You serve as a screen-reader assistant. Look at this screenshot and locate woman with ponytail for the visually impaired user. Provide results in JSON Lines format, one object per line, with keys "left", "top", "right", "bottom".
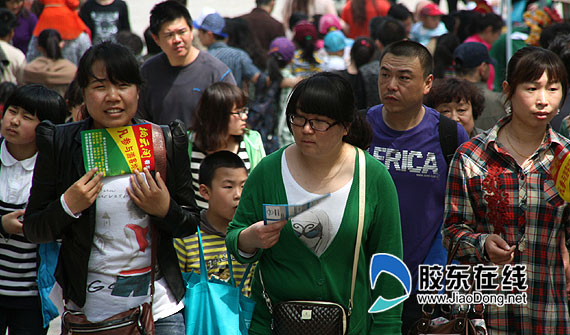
{"left": 289, "top": 20, "right": 323, "bottom": 77}
{"left": 23, "top": 28, "right": 76, "bottom": 95}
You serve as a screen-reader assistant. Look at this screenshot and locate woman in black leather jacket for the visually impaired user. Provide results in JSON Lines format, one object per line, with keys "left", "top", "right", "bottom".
{"left": 23, "top": 42, "right": 200, "bottom": 334}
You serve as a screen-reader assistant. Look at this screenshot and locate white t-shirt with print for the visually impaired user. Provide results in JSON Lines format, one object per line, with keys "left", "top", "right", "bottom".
{"left": 281, "top": 153, "right": 352, "bottom": 256}
{"left": 72, "top": 174, "right": 182, "bottom": 322}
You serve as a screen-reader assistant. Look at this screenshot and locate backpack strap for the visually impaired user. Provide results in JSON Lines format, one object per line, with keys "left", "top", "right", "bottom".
{"left": 438, "top": 114, "right": 458, "bottom": 166}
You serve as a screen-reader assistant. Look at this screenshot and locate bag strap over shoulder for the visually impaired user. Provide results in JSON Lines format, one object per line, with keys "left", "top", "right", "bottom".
{"left": 196, "top": 228, "right": 209, "bottom": 282}
{"left": 348, "top": 147, "right": 366, "bottom": 316}
{"left": 260, "top": 147, "right": 367, "bottom": 315}
{"left": 438, "top": 114, "right": 459, "bottom": 166}
{"left": 150, "top": 123, "right": 168, "bottom": 302}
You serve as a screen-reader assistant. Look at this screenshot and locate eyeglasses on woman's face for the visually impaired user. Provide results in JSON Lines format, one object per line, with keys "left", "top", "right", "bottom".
{"left": 288, "top": 114, "right": 339, "bottom": 132}
{"left": 230, "top": 107, "right": 249, "bottom": 119}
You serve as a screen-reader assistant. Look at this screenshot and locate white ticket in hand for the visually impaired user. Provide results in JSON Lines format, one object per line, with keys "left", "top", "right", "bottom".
{"left": 263, "top": 193, "right": 331, "bottom": 224}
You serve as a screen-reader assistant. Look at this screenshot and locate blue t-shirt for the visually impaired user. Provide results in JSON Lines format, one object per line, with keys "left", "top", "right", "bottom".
{"left": 410, "top": 21, "right": 448, "bottom": 46}
{"left": 367, "top": 105, "right": 469, "bottom": 293}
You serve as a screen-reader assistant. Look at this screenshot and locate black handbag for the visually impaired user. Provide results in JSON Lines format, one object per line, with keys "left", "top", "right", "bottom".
{"left": 259, "top": 148, "right": 367, "bottom": 335}
{"left": 271, "top": 300, "right": 349, "bottom": 335}
{"left": 408, "top": 240, "right": 488, "bottom": 335}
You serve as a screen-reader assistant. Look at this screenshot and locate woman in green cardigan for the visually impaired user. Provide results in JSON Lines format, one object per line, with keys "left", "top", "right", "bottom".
{"left": 226, "top": 72, "right": 404, "bottom": 334}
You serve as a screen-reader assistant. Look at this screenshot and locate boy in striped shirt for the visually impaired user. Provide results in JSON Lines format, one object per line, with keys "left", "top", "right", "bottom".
{"left": 174, "top": 151, "right": 253, "bottom": 295}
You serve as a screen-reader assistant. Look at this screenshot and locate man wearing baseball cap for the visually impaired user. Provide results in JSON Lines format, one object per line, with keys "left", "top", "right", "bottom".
{"left": 410, "top": 3, "right": 447, "bottom": 46}
{"left": 196, "top": 12, "right": 263, "bottom": 86}
{"left": 454, "top": 42, "right": 505, "bottom": 130}
{"left": 138, "top": 1, "right": 235, "bottom": 128}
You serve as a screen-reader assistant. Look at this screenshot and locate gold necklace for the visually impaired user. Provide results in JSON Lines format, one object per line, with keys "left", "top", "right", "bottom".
{"left": 504, "top": 125, "right": 544, "bottom": 158}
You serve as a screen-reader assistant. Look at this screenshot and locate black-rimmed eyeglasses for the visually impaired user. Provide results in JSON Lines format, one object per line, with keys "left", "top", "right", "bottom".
{"left": 230, "top": 107, "right": 249, "bottom": 118}
{"left": 288, "top": 114, "right": 339, "bottom": 132}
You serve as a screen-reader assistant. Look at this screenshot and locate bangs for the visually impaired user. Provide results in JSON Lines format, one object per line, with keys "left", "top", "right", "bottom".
{"left": 506, "top": 47, "right": 568, "bottom": 101}
{"left": 77, "top": 42, "right": 142, "bottom": 89}
{"left": 288, "top": 74, "right": 354, "bottom": 123}
{"left": 520, "top": 63, "right": 564, "bottom": 86}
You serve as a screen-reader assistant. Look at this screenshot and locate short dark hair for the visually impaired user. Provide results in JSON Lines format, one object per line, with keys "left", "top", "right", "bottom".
{"left": 374, "top": 17, "right": 406, "bottom": 47}
{"left": 539, "top": 23, "right": 570, "bottom": 49}
{"left": 144, "top": 27, "right": 162, "bottom": 55}
{"left": 289, "top": 12, "right": 308, "bottom": 31}
{"left": 76, "top": 42, "right": 143, "bottom": 90}
{"left": 424, "top": 78, "right": 485, "bottom": 120}
{"left": 38, "top": 29, "right": 62, "bottom": 60}
{"left": 149, "top": 0, "right": 192, "bottom": 36}
{"left": 199, "top": 150, "right": 246, "bottom": 187}
{"left": 0, "top": 82, "right": 16, "bottom": 105}
{"left": 476, "top": 13, "right": 503, "bottom": 34}
{"left": 548, "top": 34, "right": 570, "bottom": 81}
{"left": 3, "top": 84, "right": 67, "bottom": 124}
{"left": 115, "top": 31, "right": 144, "bottom": 56}
{"left": 504, "top": 47, "right": 567, "bottom": 105}
{"left": 388, "top": 4, "right": 412, "bottom": 21}
{"left": 191, "top": 82, "right": 247, "bottom": 152}
{"left": 380, "top": 40, "right": 434, "bottom": 78}
{"left": 369, "top": 16, "right": 386, "bottom": 40}
{"left": 64, "top": 78, "right": 83, "bottom": 109}
{"left": 286, "top": 72, "right": 372, "bottom": 149}
{"left": 256, "top": 0, "right": 273, "bottom": 6}
{"left": 0, "top": 8, "right": 16, "bottom": 38}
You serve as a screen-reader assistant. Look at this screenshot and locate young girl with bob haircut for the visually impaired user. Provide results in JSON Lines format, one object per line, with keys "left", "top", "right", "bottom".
{"left": 189, "top": 82, "right": 265, "bottom": 210}
{"left": 442, "top": 46, "right": 570, "bottom": 333}
{"left": 23, "top": 42, "right": 201, "bottom": 334}
{"left": 0, "top": 84, "right": 66, "bottom": 334}
{"left": 226, "top": 72, "right": 403, "bottom": 334}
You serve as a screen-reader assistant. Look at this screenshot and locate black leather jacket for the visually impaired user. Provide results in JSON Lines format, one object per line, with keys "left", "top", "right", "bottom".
{"left": 23, "top": 118, "right": 200, "bottom": 307}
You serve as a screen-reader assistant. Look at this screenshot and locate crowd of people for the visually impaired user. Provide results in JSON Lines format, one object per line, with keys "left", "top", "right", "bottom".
{"left": 1, "top": 0, "right": 570, "bottom": 334}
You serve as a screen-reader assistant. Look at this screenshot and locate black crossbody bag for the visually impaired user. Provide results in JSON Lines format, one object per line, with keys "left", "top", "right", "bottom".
{"left": 259, "top": 148, "right": 367, "bottom": 335}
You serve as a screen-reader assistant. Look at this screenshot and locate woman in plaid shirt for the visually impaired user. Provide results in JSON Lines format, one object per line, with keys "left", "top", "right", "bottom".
{"left": 443, "top": 46, "right": 570, "bottom": 334}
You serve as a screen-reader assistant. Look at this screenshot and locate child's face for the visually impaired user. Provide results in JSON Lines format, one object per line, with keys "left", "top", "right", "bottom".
{"left": 422, "top": 15, "right": 441, "bottom": 30}
{"left": 0, "top": 106, "right": 39, "bottom": 146}
{"left": 228, "top": 104, "right": 248, "bottom": 136}
{"left": 202, "top": 167, "right": 248, "bottom": 222}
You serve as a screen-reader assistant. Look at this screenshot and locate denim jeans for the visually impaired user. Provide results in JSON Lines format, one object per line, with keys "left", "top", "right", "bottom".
{"left": 155, "top": 310, "right": 185, "bottom": 335}
{"left": 0, "top": 306, "right": 48, "bottom": 335}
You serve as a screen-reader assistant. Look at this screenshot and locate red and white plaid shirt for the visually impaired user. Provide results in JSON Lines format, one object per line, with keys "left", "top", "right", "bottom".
{"left": 443, "top": 115, "right": 570, "bottom": 334}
